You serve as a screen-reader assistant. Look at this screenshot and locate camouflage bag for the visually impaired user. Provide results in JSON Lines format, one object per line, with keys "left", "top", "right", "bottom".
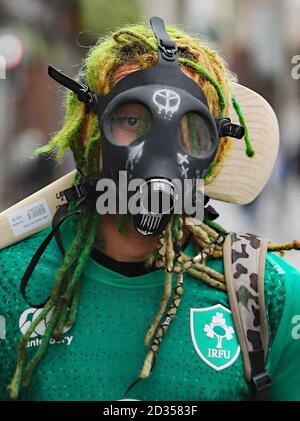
{"left": 223, "top": 232, "right": 272, "bottom": 401}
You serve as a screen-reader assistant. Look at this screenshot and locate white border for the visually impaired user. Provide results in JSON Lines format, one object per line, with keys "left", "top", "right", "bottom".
{"left": 190, "top": 304, "right": 241, "bottom": 371}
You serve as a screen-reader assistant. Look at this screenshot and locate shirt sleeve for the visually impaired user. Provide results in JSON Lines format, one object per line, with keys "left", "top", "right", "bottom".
{"left": 267, "top": 254, "right": 300, "bottom": 401}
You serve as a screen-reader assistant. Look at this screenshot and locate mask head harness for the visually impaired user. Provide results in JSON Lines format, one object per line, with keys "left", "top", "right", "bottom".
{"left": 49, "top": 17, "right": 244, "bottom": 236}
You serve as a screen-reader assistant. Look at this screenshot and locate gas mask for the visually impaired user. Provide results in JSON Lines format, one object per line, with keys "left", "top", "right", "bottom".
{"left": 49, "top": 16, "right": 244, "bottom": 236}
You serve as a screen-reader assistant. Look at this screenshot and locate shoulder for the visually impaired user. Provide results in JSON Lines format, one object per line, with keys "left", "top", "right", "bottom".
{"left": 264, "top": 252, "right": 300, "bottom": 344}
{"left": 264, "top": 253, "right": 300, "bottom": 400}
{"left": 264, "top": 252, "right": 300, "bottom": 300}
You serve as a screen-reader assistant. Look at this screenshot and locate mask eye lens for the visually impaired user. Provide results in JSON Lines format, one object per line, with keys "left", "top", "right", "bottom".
{"left": 179, "top": 112, "right": 213, "bottom": 156}
{"left": 111, "top": 103, "right": 151, "bottom": 146}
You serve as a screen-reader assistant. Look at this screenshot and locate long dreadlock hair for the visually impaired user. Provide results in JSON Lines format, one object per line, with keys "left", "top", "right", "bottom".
{"left": 8, "top": 21, "right": 300, "bottom": 399}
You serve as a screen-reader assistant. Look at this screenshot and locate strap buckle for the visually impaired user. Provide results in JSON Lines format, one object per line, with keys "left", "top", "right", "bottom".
{"left": 252, "top": 372, "right": 272, "bottom": 396}
{"left": 215, "top": 117, "right": 245, "bottom": 139}
{"left": 59, "top": 183, "right": 86, "bottom": 203}
{"left": 158, "top": 38, "right": 178, "bottom": 61}
{"left": 48, "top": 65, "right": 97, "bottom": 110}
{"left": 150, "top": 16, "right": 178, "bottom": 62}
{"left": 58, "top": 176, "right": 100, "bottom": 203}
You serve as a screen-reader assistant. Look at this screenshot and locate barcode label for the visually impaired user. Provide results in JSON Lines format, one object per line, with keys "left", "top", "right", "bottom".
{"left": 8, "top": 199, "right": 52, "bottom": 237}
{"left": 27, "top": 204, "right": 47, "bottom": 220}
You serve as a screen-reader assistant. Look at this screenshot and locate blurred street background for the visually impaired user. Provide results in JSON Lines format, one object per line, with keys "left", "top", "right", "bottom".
{"left": 0, "top": 0, "right": 300, "bottom": 268}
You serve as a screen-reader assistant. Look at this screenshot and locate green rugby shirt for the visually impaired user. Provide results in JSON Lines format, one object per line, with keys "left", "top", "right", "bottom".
{"left": 0, "top": 218, "right": 300, "bottom": 401}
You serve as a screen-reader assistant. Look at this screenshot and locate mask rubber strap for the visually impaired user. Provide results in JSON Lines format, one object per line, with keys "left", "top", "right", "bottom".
{"left": 48, "top": 65, "right": 97, "bottom": 110}
{"left": 53, "top": 173, "right": 101, "bottom": 256}
{"left": 150, "top": 16, "right": 178, "bottom": 62}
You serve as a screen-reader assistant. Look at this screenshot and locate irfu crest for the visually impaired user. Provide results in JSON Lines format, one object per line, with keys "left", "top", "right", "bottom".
{"left": 190, "top": 304, "right": 240, "bottom": 371}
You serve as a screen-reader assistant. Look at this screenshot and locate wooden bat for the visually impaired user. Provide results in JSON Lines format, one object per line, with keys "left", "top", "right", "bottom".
{"left": 0, "top": 170, "right": 76, "bottom": 250}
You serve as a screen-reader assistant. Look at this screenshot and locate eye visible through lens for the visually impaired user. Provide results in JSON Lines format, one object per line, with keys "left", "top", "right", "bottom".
{"left": 179, "top": 112, "right": 213, "bottom": 156}
{"left": 111, "top": 103, "right": 151, "bottom": 146}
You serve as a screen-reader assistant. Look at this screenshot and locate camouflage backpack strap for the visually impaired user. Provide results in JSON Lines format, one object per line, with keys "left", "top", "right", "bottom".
{"left": 223, "top": 232, "right": 272, "bottom": 401}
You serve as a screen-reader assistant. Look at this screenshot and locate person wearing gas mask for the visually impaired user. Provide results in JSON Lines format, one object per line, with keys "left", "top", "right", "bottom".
{"left": 1, "top": 17, "right": 300, "bottom": 402}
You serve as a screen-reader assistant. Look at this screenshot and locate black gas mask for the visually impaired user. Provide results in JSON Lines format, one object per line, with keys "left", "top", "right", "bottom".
{"left": 49, "top": 16, "right": 244, "bottom": 236}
